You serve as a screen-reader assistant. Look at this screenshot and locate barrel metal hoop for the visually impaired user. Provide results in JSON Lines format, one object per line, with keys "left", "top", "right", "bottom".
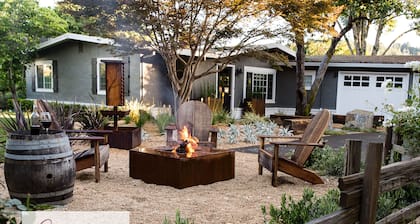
{"left": 5, "top": 151, "right": 74, "bottom": 160}
{"left": 9, "top": 186, "right": 74, "bottom": 198}
{"left": 6, "top": 138, "right": 70, "bottom": 151}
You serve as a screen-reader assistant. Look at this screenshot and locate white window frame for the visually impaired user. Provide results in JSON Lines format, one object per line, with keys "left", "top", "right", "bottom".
{"left": 414, "top": 72, "right": 420, "bottom": 95}
{"left": 35, "top": 60, "right": 54, "bottom": 93}
{"left": 304, "top": 70, "right": 316, "bottom": 90}
{"left": 97, "top": 57, "right": 122, "bottom": 95}
{"left": 243, "top": 66, "right": 276, "bottom": 103}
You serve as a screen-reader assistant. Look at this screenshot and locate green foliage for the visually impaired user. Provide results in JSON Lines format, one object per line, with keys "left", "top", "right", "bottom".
{"left": 0, "top": 0, "right": 68, "bottom": 100}
{"left": 6, "top": 98, "right": 33, "bottom": 112}
{"left": 384, "top": 86, "right": 420, "bottom": 156}
{"left": 162, "top": 210, "right": 194, "bottom": 224}
{"left": 262, "top": 188, "right": 340, "bottom": 224}
{"left": 306, "top": 146, "right": 345, "bottom": 176}
{"left": 135, "top": 110, "right": 153, "bottom": 128}
{"left": 49, "top": 101, "right": 83, "bottom": 130}
{"left": 241, "top": 112, "right": 267, "bottom": 125}
{"left": 155, "top": 113, "right": 175, "bottom": 134}
{"left": 376, "top": 184, "right": 420, "bottom": 221}
{"left": 1, "top": 197, "right": 54, "bottom": 224}
{"left": 0, "top": 112, "right": 30, "bottom": 133}
{"left": 75, "top": 104, "right": 108, "bottom": 130}
{"left": 212, "top": 110, "right": 234, "bottom": 125}
{"left": 226, "top": 124, "right": 240, "bottom": 144}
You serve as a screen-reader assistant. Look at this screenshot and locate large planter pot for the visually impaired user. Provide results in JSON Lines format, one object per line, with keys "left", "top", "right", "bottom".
{"left": 105, "top": 126, "right": 141, "bottom": 150}
{"left": 4, "top": 131, "right": 75, "bottom": 205}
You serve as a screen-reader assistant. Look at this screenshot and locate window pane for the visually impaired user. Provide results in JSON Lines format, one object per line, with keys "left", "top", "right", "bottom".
{"left": 267, "top": 74, "right": 273, "bottom": 99}
{"left": 36, "top": 65, "right": 44, "bottom": 88}
{"left": 353, "top": 76, "right": 360, "bottom": 80}
{"left": 344, "top": 76, "right": 351, "bottom": 80}
{"left": 353, "top": 82, "right": 360, "bottom": 86}
{"left": 377, "top": 77, "right": 384, "bottom": 82}
{"left": 99, "top": 62, "right": 106, "bottom": 91}
{"left": 395, "top": 77, "right": 403, "bottom": 82}
{"left": 304, "top": 75, "right": 312, "bottom": 88}
{"left": 344, "top": 81, "right": 351, "bottom": 86}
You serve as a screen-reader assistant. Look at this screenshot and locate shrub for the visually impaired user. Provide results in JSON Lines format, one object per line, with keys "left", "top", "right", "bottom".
{"left": 155, "top": 113, "right": 175, "bottom": 134}
{"left": 212, "top": 110, "right": 234, "bottom": 125}
{"left": 75, "top": 104, "right": 108, "bottom": 130}
{"left": 376, "top": 184, "right": 420, "bottom": 221}
{"left": 241, "top": 111, "right": 267, "bottom": 125}
{"left": 261, "top": 188, "right": 340, "bottom": 224}
{"left": 306, "top": 146, "right": 345, "bottom": 177}
{"left": 7, "top": 98, "right": 33, "bottom": 112}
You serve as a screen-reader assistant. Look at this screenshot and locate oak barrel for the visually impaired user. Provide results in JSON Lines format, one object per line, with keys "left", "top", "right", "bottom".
{"left": 4, "top": 131, "right": 76, "bottom": 205}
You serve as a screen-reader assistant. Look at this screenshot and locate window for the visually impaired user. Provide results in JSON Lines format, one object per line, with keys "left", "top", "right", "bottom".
{"left": 244, "top": 66, "right": 276, "bottom": 103}
{"left": 375, "top": 76, "right": 404, "bottom": 88}
{"left": 343, "top": 75, "right": 370, "bottom": 87}
{"left": 97, "top": 58, "right": 122, "bottom": 95}
{"left": 35, "top": 60, "right": 54, "bottom": 92}
{"left": 304, "top": 70, "right": 316, "bottom": 90}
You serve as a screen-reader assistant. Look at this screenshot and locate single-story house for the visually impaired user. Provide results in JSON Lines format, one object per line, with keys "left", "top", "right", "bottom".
{"left": 26, "top": 33, "right": 420, "bottom": 118}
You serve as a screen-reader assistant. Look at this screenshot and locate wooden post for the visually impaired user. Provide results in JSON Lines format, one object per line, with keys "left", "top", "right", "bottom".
{"left": 258, "top": 137, "right": 265, "bottom": 175}
{"left": 344, "top": 139, "right": 362, "bottom": 175}
{"left": 360, "top": 142, "right": 383, "bottom": 224}
{"left": 113, "top": 106, "right": 118, "bottom": 131}
{"left": 383, "top": 126, "right": 393, "bottom": 165}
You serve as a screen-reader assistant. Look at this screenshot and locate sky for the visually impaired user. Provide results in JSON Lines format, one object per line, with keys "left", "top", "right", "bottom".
{"left": 38, "top": 0, "right": 418, "bottom": 47}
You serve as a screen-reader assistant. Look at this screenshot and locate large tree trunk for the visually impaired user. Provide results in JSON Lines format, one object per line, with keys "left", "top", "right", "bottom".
{"left": 295, "top": 34, "right": 307, "bottom": 116}
{"left": 371, "top": 20, "right": 385, "bottom": 56}
{"left": 353, "top": 17, "right": 369, "bottom": 55}
{"left": 304, "top": 19, "right": 354, "bottom": 114}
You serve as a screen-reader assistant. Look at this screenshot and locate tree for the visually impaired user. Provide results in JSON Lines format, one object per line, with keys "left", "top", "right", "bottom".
{"left": 0, "top": 0, "right": 68, "bottom": 104}
{"left": 338, "top": 0, "right": 420, "bottom": 55}
{"left": 58, "top": 0, "right": 278, "bottom": 105}
{"left": 267, "top": 0, "right": 343, "bottom": 115}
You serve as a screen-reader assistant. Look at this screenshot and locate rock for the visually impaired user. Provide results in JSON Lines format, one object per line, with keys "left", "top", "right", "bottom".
{"left": 345, "top": 109, "right": 374, "bottom": 129}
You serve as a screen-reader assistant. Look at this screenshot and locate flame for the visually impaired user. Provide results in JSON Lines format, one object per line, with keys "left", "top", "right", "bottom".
{"left": 172, "top": 126, "right": 199, "bottom": 157}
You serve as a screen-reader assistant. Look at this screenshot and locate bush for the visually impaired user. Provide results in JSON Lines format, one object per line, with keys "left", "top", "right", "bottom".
{"left": 306, "top": 146, "right": 345, "bottom": 177}
{"left": 376, "top": 184, "right": 420, "bottom": 221}
{"left": 7, "top": 98, "right": 33, "bottom": 112}
{"left": 241, "top": 111, "right": 267, "bottom": 125}
{"left": 262, "top": 188, "right": 340, "bottom": 224}
{"left": 155, "top": 113, "right": 175, "bottom": 134}
{"left": 212, "top": 110, "right": 234, "bottom": 125}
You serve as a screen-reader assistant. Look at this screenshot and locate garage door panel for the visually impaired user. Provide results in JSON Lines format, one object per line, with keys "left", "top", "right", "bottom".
{"left": 336, "top": 72, "right": 409, "bottom": 115}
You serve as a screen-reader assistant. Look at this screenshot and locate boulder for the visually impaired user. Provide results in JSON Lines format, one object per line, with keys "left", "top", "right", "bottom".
{"left": 345, "top": 109, "right": 374, "bottom": 129}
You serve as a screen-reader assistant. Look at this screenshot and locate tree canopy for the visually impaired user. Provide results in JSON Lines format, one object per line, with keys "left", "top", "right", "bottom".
{"left": 0, "top": 0, "right": 68, "bottom": 103}
{"left": 58, "top": 0, "right": 281, "bottom": 104}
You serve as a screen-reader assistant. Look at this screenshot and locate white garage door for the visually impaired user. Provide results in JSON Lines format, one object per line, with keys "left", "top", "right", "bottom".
{"left": 336, "top": 72, "right": 409, "bottom": 115}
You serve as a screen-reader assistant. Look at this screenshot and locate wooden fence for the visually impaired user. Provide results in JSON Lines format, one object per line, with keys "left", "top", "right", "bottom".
{"left": 308, "top": 139, "right": 420, "bottom": 224}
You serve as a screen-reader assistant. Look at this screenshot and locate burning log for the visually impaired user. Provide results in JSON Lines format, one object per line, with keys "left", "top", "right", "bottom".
{"left": 172, "top": 126, "right": 199, "bottom": 157}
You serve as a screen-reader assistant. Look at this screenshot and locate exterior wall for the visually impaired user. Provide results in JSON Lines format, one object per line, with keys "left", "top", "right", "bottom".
{"left": 27, "top": 41, "right": 114, "bottom": 104}
{"left": 141, "top": 54, "right": 174, "bottom": 107}
{"left": 26, "top": 41, "right": 173, "bottom": 107}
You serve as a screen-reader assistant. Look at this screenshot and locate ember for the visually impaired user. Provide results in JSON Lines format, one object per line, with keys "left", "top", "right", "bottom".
{"left": 172, "top": 126, "right": 199, "bottom": 157}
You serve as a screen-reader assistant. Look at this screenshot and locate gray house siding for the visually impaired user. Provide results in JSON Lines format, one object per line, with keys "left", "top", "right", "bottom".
{"left": 26, "top": 40, "right": 173, "bottom": 107}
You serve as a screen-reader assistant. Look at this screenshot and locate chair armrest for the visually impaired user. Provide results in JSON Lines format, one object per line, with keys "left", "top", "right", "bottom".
{"left": 258, "top": 135, "right": 302, "bottom": 140}
{"left": 65, "top": 129, "right": 113, "bottom": 135}
{"left": 270, "top": 141, "right": 325, "bottom": 148}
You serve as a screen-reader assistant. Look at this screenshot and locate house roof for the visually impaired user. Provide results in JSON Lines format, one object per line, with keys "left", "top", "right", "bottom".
{"left": 38, "top": 33, "right": 114, "bottom": 50}
{"left": 302, "top": 55, "right": 420, "bottom": 69}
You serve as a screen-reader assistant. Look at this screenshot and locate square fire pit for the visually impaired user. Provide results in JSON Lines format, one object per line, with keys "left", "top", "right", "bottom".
{"left": 129, "top": 147, "right": 235, "bottom": 189}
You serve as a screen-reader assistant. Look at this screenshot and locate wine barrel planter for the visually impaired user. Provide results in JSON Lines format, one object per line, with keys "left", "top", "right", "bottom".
{"left": 4, "top": 131, "right": 76, "bottom": 205}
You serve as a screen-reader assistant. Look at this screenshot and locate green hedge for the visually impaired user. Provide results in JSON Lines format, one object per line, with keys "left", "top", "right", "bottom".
{"left": 6, "top": 99, "right": 33, "bottom": 112}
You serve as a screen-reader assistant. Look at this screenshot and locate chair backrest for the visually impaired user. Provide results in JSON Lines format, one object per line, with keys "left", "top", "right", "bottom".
{"left": 291, "top": 109, "right": 330, "bottom": 166}
{"left": 176, "top": 101, "right": 212, "bottom": 142}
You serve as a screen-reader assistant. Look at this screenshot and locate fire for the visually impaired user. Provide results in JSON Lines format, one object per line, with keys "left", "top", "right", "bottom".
{"left": 172, "top": 126, "right": 199, "bottom": 157}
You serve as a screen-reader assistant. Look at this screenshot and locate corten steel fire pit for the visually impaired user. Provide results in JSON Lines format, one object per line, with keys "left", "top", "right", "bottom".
{"left": 129, "top": 146, "right": 235, "bottom": 189}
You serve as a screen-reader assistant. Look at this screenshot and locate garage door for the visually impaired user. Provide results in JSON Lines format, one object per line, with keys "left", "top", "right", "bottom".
{"left": 336, "top": 72, "right": 409, "bottom": 115}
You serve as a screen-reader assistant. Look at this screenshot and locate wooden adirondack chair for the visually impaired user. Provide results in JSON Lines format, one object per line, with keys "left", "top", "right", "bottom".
{"left": 258, "top": 109, "right": 330, "bottom": 186}
{"left": 166, "top": 101, "right": 218, "bottom": 148}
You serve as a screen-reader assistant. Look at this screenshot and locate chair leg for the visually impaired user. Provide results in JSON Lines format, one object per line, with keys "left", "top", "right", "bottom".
{"left": 272, "top": 144, "right": 279, "bottom": 187}
{"left": 258, "top": 165, "right": 263, "bottom": 175}
{"left": 104, "top": 161, "right": 108, "bottom": 172}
